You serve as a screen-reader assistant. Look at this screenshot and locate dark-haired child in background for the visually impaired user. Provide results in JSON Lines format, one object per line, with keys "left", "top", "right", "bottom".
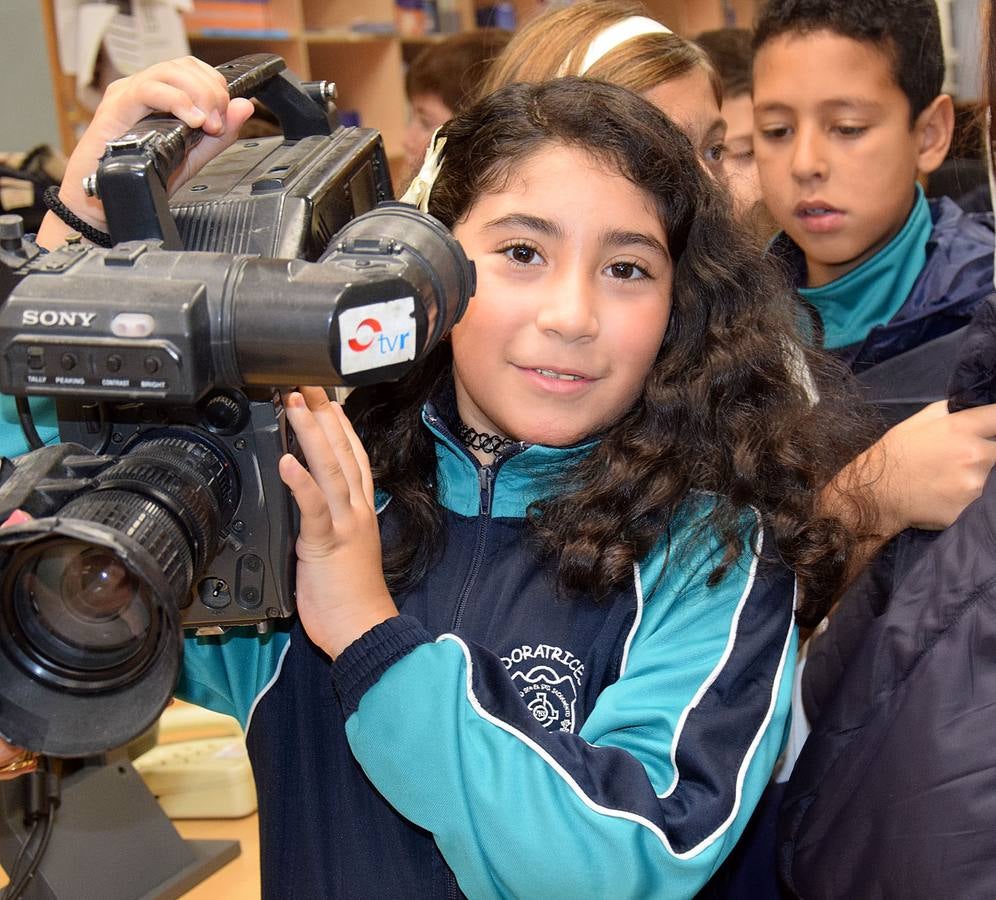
{"left": 402, "top": 29, "right": 511, "bottom": 179}
{"left": 752, "top": 0, "right": 996, "bottom": 543}
{"left": 695, "top": 27, "right": 776, "bottom": 240}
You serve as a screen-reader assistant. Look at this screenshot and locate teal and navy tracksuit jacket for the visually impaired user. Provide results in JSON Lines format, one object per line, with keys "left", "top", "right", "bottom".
{"left": 176, "top": 396, "right": 798, "bottom": 899}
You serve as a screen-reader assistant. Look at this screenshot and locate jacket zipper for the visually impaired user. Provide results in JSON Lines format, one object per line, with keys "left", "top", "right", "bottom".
{"left": 445, "top": 464, "right": 494, "bottom": 898}
{"left": 450, "top": 464, "right": 494, "bottom": 631}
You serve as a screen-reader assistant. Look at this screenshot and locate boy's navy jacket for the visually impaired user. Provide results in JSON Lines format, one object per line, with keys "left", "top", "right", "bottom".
{"left": 779, "top": 297, "right": 996, "bottom": 898}
{"left": 772, "top": 196, "right": 994, "bottom": 423}
{"left": 176, "top": 391, "right": 797, "bottom": 899}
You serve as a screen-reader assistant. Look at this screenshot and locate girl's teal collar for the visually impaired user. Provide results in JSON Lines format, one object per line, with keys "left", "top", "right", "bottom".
{"left": 421, "top": 397, "right": 597, "bottom": 518}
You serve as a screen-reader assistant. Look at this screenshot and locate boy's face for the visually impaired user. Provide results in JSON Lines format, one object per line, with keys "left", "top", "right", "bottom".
{"left": 753, "top": 31, "right": 927, "bottom": 287}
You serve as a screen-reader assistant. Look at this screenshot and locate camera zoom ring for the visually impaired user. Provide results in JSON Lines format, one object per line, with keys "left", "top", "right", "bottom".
{"left": 138, "top": 437, "right": 235, "bottom": 508}
{"left": 95, "top": 438, "right": 235, "bottom": 571}
{"left": 59, "top": 490, "right": 194, "bottom": 602}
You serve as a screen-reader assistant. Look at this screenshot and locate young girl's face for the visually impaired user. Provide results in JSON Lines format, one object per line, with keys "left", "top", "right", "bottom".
{"left": 449, "top": 144, "right": 673, "bottom": 448}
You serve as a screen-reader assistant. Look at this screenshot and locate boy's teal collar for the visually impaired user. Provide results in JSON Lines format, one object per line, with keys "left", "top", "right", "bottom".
{"left": 783, "top": 185, "right": 933, "bottom": 349}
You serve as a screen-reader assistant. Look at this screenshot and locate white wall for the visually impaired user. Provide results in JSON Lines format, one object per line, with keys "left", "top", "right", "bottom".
{"left": 0, "top": 1, "right": 61, "bottom": 151}
{"left": 950, "top": 0, "right": 984, "bottom": 100}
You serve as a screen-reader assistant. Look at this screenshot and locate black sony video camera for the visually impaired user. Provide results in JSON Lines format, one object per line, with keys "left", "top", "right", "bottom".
{"left": 0, "top": 54, "right": 474, "bottom": 756}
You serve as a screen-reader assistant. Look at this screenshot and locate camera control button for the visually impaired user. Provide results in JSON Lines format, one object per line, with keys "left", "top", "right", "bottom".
{"left": 27, "top": 347, "right": 44, "bottom": 370}
{"left": 60, "top": 352, "right": 77, "bottom": 371}
{"left": 106, "top": 354, "right": 123, "bottom": 373}
{"left": 110, "top": 313, "right": 154, "bottom": 338}
{"left": 198, "top": 578, "right": 232, "bottom": 610}
{"left": 144, "top": 356, "right": 161, "bottom": 374}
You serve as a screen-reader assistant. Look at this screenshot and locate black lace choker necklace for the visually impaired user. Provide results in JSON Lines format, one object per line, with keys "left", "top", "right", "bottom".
{"left": 455, "top": 422, "right": 517, "bottom": 455}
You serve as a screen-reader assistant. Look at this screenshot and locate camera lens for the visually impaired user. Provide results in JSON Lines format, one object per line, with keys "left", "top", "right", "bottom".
{"left": 11, "top": 539, "right": 155, "bottom": 678}
{"left": 61, "top": 548, "right": 143, "bottom": 632}
{"left": 0, "top": 432, "right": 238, "bottom": 755}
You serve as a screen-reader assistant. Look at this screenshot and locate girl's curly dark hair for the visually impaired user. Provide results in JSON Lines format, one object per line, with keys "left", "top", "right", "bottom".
{"left": 348, "top": 78, "right": 877, "bottom": 627}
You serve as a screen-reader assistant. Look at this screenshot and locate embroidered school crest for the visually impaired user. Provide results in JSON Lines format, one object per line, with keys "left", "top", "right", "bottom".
{"left": 501, "top": 644, "right": 585, "bottom": 733}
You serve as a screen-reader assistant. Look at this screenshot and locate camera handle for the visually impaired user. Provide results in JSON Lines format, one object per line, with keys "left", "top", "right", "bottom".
{"left": 87, "top": 53, "right": 337, "bottom": 249}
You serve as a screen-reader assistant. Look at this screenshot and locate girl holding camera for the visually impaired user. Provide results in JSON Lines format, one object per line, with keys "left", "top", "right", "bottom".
{"left": 9, "top": 58, "right": 874, "bottom": 898}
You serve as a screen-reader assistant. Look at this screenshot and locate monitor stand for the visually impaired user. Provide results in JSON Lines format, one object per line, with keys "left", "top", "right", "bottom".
{"left": 0, "top": 755, "right": 239, "bottom": 899}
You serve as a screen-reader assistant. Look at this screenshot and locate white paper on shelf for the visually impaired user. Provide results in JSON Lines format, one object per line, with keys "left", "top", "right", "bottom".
{"left": 54, "top": 0, "right": 192, "bottom": 104}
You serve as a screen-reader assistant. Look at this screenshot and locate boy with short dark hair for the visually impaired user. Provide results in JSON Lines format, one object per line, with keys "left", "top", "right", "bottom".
{"left": 748, "top": 3, "right": 996, "bottom": 895}
{"left": 752, "top": 0, "right": 994, "bottom": 390}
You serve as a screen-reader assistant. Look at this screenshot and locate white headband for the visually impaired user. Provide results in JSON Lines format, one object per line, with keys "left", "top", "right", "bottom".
{"left": 576, "top": 15, "right": 672, "bottom": 75}
{"left": 399, "top": 15, "right": 673, "bottom": 213}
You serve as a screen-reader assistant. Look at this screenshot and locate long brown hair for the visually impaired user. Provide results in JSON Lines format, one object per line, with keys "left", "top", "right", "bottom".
{"left": 349, "top": 79, "right": 875, "bottom": 627}
{"left": 477, "top": 0, "right": 721, "bottom": 105}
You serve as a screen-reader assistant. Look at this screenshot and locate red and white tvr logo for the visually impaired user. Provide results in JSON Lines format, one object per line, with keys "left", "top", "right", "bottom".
{"left": 347, "top": 318, "right": 382, "bottom": 352}
{"left": 339, "top": 299, "right": 417, "bottom": 375}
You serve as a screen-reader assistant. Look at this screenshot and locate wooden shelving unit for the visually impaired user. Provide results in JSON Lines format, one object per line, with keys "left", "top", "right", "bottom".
{"left": 41, "top": 0, "right": 759, "bottom": 169}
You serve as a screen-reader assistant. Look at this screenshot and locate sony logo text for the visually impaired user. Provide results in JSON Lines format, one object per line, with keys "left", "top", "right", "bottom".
{"left": 21, "top": 311, "right": 98, "bottom": 328}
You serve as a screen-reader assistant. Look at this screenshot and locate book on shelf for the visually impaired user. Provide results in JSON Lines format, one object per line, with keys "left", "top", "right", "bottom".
{"left": 183, "top": 0, "right": 278, "bottom": 33}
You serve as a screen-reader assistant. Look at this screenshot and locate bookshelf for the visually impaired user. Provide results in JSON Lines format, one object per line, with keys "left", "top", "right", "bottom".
{"left": 182, "top": 0, "right": 479, "bottom": 182}
{"left": 41, "top": 0, "right": 759, "bottom": 177}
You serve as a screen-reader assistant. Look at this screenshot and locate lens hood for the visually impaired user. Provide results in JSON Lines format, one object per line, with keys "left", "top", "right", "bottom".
{"left": 0, "top": 518, "right": 181, "bottom": 756}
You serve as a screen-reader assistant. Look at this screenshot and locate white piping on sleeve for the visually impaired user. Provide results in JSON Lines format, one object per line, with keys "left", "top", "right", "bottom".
{"left": 244, "top": 636, "right": 293, "bottom": 739}
{"left": 659, "top": 523, "right": 763, "bottom": 800}
{"left": 617, "top": 561, "right": 644, "bottom": 678}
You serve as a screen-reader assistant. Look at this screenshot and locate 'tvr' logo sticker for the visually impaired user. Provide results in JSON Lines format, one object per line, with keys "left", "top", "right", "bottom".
{"left": 347, "top": 318, "right": 381, "bottom": 352}
{"left": 339, "top": 298, "right": 416, "bottom": 375}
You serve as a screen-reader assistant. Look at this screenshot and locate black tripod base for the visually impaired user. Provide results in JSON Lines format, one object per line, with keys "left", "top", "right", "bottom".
{"left": 0, "top": 758, "right": 240, "bottom": 899}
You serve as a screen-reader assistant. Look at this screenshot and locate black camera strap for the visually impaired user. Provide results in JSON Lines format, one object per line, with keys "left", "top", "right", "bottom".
{"left": 42, "top": 186, "right": 112, "bottom": 248}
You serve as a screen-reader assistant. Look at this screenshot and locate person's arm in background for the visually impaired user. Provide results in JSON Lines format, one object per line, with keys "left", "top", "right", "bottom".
{"left": 821, "top": 399, "right": 996, "bottom": 605}
{"left": 36, "top": 56, "right": 254, "bottom": 251}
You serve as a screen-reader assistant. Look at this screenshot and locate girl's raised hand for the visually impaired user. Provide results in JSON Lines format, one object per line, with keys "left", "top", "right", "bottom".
{"left": 38, "top": 56, "right": 255, "bottom": 250}
{"left": 278, "top": 388, "right": 398, "bottom": 659}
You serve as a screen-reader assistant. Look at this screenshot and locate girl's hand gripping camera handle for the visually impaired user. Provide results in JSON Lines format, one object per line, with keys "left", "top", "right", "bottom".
{"left": 88, "top": 54, "right": 335, "bottom": 248}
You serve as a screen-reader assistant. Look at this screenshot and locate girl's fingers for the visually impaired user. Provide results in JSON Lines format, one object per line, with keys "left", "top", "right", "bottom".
{"left": 283, "top": 393, "right": 353, "bottom": 518}
{"left": 334, "top": 403, "right": 376, "bottom": 507}
{"left": 171, "top": 97, "right": 254, "bottom": 190}
{"left": 189, "top": 55, "right": 233, "bottom": 109}
{"left": 131, "top": 82, "right": 215, "bottom": 130}
{"left": 278, "top": 453, "right": 334, "bottom": 545}
{"left": 104, "top": 57, "right": 230, "bottom": 134}
{"left": 299, "top": 386, "right": 331, "bottom": 405}
{"left": 297, "top": 388, "right": 369, "bottom": 504}
{"left": 148, "top": 56, "right": 230, "bottom": 125}
{"left": 225, "top": 97, "right": 256, "bottom": 131}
